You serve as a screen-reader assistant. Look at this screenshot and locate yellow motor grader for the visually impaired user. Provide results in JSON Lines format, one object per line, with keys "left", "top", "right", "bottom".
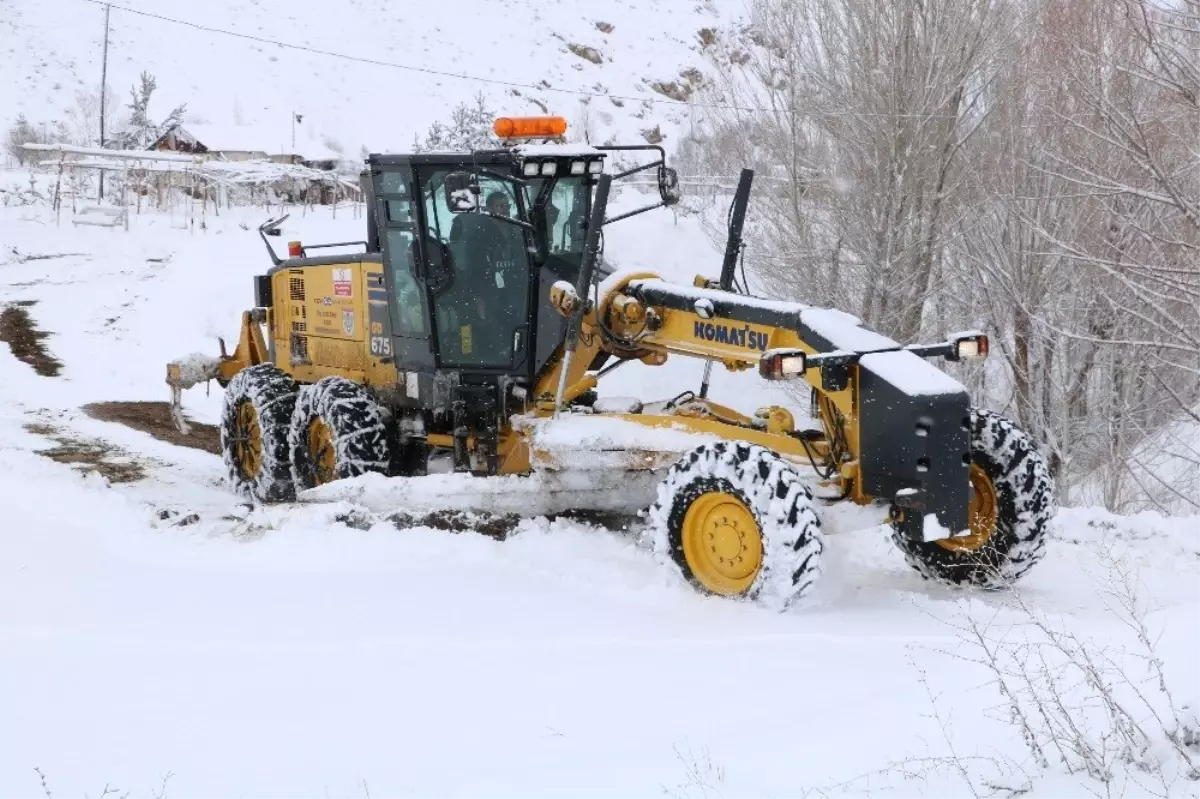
{"left": 166, "top": 115, "right": 1054, "bottom": 610}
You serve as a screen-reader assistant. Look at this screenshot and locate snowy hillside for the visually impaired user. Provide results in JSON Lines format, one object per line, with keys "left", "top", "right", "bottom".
{"left": 3, "top": 0, "right": 733, "bottom": 158}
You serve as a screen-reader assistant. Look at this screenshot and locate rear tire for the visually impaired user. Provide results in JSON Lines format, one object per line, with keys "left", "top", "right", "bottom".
{"left": 219, "top": 363, "right": 298, "bottom": 503}
{"left": 646, "top": 442, "right": 824, "bottom": 611}
{"left": 890, "top": 407, "right": 1054, "bottom": 587}
{"left": 288, "top": 376, "right": 392, "bottom": 491}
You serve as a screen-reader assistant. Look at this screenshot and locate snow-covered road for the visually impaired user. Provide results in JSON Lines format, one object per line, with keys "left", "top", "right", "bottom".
{"left": 1, "top": 203, "right": 1197, "bottom": 797}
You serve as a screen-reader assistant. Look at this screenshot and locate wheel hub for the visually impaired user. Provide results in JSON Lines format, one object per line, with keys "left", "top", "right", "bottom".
{"left": 681, "top": 491, "right": 763, "bottom": 595}
{"left": 938, "top": 463, "right": 998, "bottom": 552}
{"left": 308, "top": 417, "right": 336, "bottom": 485}
{"left": 232, "top": 400, "right": 263, "bottom": 479}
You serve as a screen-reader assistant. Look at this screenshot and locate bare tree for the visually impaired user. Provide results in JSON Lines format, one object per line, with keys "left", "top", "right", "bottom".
{"left": 687, "top": 0, "right": 1198, "bottom": 513}
{"left": 948, "top": 0, "right": 1113, "bottom": 483}
{"left": 59, "top": 86, "right": 121, "bottom": 147}
{"left": 691, "top": 0, "right": 1017, "bottom": 342}
{"left": 1037, "top": 0, "right": 1200, "bottom": 511}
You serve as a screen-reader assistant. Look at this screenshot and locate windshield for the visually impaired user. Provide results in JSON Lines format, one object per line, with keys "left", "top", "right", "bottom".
{"left": 523, "top": 176, "right": 590, "bottom": 284}
{"left": 412, "top": 169, "right": 595, "bottom": 374}
{"left": 517, "top": 175, "right": 592, "bottom": 374}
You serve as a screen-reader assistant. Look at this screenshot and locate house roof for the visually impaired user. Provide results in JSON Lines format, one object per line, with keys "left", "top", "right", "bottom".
{"left": 157, "top": 122, "right": 343, "bottom": 162}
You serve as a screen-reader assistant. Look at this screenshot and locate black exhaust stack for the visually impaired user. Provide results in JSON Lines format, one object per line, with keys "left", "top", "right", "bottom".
{"left": 719, "top": 168, "right": 754, "bottom": 292}
{"left": 699, "top": 167, "right": 755, "bottom": 399}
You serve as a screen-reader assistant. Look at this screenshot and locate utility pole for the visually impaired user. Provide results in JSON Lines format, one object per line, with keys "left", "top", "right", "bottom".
{"left": 98, "top": 3, "right": 111, "bottom": 200}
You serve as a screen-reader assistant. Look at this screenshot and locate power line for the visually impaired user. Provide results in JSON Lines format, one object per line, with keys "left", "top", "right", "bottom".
{"left": 71, "top": 0, "right": 970, "bottom": 120}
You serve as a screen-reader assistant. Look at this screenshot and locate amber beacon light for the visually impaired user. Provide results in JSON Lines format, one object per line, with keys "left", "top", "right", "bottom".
{"left": 493, "top": 116, "right": 568, "bottom": 139}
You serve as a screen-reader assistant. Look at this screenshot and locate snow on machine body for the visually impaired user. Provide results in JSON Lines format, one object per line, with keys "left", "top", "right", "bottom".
{"left": 166, "top": 115, "right": 1054, "bottom": 610}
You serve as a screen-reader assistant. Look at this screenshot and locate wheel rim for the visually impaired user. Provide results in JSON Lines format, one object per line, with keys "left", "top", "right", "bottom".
{"left": 681, "top": 491, "right": 763, "bottom": 595}
{"left": 938, "top": 463, "right": 998, "bottom": 552}
{"left": 232, "top": 400, "right": 263, "bottom": 479}
{"left": 307, "top": 417, "right": 337, "bottom": 485}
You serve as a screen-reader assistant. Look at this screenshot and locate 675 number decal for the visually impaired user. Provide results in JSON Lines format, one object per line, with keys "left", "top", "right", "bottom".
{"left": 370, "top": 335, "right": 393, "bottom": 356}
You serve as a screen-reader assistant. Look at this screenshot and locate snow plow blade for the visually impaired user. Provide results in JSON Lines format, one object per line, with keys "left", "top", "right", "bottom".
{"left": 295, "top": 469, "right": 666, "bottom": 518}
{"left": 296, "top": 414, "right": 722, "bottom": 517}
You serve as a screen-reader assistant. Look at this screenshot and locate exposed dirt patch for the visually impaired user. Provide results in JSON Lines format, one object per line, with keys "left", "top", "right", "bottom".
{"left": 680, "top": 67, "right": 705, "bottom": 89}
{"left": 387, "top": 508, "right": 522, "bottom": 541}
{"left": 383, "top": 508, "right": 639, "bottom": 541}
{"left": 157, "top": 508, "right": 202, "bottom": 527}
{"left": 555, "top": 508, "right": 642, "bottom": 532}
{"left": 642, "top": 125, "right": 665, "bottom": 144}
{"left": 648, "top": 79, "right": 692, "bottom": 102}
{"left": 24, "top": 422, "right": 146, "bottom": 483}
{"left": 0, "top": 302, "right": 62, "bottom": 376}
{"left": 82, "top": 401, "right": 221, "bottom": 455}
{"left": 567, "top": 43, "right": 603, "bottom": 64}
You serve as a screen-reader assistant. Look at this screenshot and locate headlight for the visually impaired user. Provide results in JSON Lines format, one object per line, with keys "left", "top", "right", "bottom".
{"left": 523, "top": 162, "right": 540, "bottom": 177}
{"left": 570, "top": 160, "right": 586, "bottom": 175}
{"left": 758, "top": 349, "right": 807, "bottom": 381}
{"left": 541, "top": 161, "right": 558, "bottom": 176}
{"left": 588, "top": 160, "right": 604, "bottom": 174}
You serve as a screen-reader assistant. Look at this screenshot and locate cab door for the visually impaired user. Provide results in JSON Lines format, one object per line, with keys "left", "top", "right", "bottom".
{"left": 414, "top": 166, "right": 531, "bottom": 373}
{"left": 371, "top": 165, "right": 435, "bottom": 373}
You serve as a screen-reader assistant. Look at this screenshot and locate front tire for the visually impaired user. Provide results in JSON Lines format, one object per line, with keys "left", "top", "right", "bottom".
{"left": 890, "top": 407, "right": 1055, "bottom": 587}
{"left": 646, "top": 442, "right": 824, "bottom": 611}
{"left": 219, "top": 363, "right": 298, "bottom": 503}
{"left": 289, "top": 376, "right": 392, "bottom": 491}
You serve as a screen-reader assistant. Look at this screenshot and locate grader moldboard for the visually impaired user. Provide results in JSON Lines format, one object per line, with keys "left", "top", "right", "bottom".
{"left": 166, "top": 115, "right": 1054, "bottom": 610}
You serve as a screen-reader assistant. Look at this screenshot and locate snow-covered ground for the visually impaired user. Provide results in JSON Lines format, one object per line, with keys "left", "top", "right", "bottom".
{"left": 1, "top": 195, "right": 1198, "bottom": 797}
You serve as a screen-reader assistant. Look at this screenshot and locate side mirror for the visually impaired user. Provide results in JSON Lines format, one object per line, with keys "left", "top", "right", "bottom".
{"left": 657, "top": 166, "right": 681, "bottom": 207}
{"left": 257, "top": 213, "right": 290, "bottom": 266}
{"left": 259, "top": 212, "right": 288, "bottom": 236}
{"left": 444, "top": 171, "right": 480, "bottom": 213}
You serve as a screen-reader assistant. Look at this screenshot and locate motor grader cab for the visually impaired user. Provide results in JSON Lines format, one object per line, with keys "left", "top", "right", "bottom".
{"left": 356, "top": 124, "right": 679, "bottom": 413}
{"left": 166, "top": 115, "right": 1054, "bottom": 611}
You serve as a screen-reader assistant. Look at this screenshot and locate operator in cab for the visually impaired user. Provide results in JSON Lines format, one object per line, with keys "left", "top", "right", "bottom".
{"left": 458, "top": 190, "right": 526, "bottom": 365}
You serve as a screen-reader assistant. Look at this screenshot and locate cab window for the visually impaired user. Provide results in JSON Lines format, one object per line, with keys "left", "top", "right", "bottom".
{"left": 373, "top": 171, "right": 428, "bottom": 338}
{"left": 417, "top": 168, "right": 530, "bottom": 369}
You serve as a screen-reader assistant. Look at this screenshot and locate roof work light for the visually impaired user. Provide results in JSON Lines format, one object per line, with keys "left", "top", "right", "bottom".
{"left": 493, "top": 116, "right": 568, "bottom": 139}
